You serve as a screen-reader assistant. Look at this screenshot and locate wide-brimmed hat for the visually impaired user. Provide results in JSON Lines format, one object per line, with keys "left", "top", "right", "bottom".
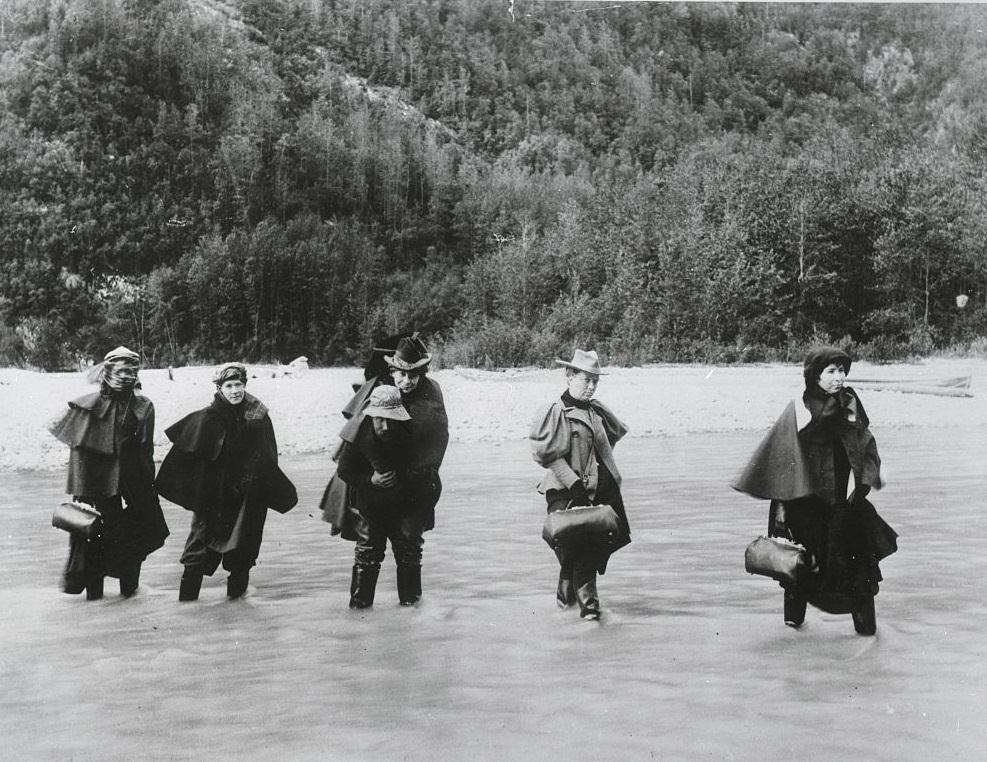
{"left": 364, "top": 385, "right": 411, "bottom": 421}
{"left": 383, "top": 335, "right": 431, "bottom": 372}
{"left": 555, "top": 348, "right": 607, "bottom": 376}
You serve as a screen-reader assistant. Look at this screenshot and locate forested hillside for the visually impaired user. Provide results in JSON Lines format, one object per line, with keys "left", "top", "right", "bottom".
{"left": 2, "top": 0, "right": 987, "bottom": 369}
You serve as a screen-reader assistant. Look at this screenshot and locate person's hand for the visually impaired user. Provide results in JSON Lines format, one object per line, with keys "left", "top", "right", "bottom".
{"left": 568, "top": 481, "right": 591, "bottom": 507}
{"left": 370, "top": 470, "right": 397, "bottom": 488}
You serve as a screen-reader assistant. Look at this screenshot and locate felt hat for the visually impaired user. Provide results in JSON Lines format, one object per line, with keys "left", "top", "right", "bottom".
{"left": 364, "top": 385, "right": 411, "bottom": 421}
{"left": 555, "top": 348, "right": 607, "bottom": 376}
{"left": 384, "top": 335, "right": 431, "bottom": 371}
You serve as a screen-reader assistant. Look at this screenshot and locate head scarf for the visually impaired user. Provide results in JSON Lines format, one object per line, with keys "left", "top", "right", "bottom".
{"left": 213, "top": 362, "right": 248, "bottom": 386}
{"left": 101, "top": 346, "right": 140, "bottom": 393}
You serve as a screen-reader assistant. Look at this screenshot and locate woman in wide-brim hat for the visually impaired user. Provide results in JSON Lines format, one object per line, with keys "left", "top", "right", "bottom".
{"left": 327, "top": 333, "right": 449, "bottom": 608}
{"left": 156, "top": 362, "right": 297, "bottom": 601}
{"left": 529, "top": 349, "right": 630, "bottom": 621}
{"left": 733, "top": 346, "right": 897, "bottom": 635}
{"left": 49, "top": 346, "right": 169, "bottom": 600}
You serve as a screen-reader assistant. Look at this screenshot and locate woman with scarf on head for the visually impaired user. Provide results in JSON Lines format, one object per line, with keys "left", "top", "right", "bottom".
{"left": 733, "top": 347, "right": 897, "bottom": 635}
{"left": 49, "top": 346, "right": 169, "bottom": 600}
{"left": 529, "top": 349, "right": 630, "bottom": 621}
{"left": 326, "top": 334, "right": 449, "bottom": 607}
{"left": 155, "top": 363, "right": 297, "bottom": 601}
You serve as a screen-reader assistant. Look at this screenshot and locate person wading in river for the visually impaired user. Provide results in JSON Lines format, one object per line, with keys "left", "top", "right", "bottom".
{"left": 156, "top": 362, "right": 297, "bottom": 601}
{"left": 49, "top": 346, "right": 169, "bottom": 600}
{"left": 529, "top": 349, "right": 631, "bottom": 621}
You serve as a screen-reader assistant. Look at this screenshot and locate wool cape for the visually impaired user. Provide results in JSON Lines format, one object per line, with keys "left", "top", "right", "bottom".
{"left": 529, "top": 397, "right": 628, "bottom": 492}
{"left": 49, "top": 390, "right": 169, "bottom": 567}
{"left": 732, "top": 388, "right": 883, "bottom": 505}
{"left": 322, "top": 376, "right": 449, "bottom": 538}
{"left": 530, "top": 396, "right": 632, "bottom": 572}
{"left": 155, "top": 392, "right": 297, "bottom": 540}
{"left": 733, "top": 386, "right": 897, "bottom": 613}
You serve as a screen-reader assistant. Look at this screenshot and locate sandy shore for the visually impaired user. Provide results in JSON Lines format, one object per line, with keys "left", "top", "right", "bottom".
{"left": 2, "top": 357, "right": 985, "bottom": 472}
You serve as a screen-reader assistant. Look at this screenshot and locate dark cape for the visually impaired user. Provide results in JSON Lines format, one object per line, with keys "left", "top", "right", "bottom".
{"left": 733, "top": 387, "right": 897, "bottom": 613}
{"left": 155, "top": 392, "right": 297, "bottom": 543}
{"left": 322, "top": 376, "right": 449, "bottom": 538}
{"left": 49, "top": 390, "right": 169, "bottom": 574}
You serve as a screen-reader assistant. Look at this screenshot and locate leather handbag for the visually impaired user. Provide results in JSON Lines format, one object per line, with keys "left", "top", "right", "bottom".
{"left": 744, "top": 535, "right": 807, "bottom": 583}
{"left": 52, "top": 501, "right": 102, "bottom": 539}
{"left": 542, "top": 503, "right": 621, "bottom": 550}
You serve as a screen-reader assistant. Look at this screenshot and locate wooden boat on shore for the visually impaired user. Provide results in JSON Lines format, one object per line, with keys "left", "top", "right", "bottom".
{"left": 851, "top": 375, "right": 973, "bottom": 397}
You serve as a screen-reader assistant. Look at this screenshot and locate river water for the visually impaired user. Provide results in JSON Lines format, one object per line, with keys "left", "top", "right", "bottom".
{"left": 1, "top": 429, "right": 985, "bottom": 761}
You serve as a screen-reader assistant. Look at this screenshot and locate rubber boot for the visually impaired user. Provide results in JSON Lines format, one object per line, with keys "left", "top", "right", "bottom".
{"left": 179, "top": 570, "right": 203, "bottom": 601}
{"left": 349, "top": 564, "right": 380, "bottom": 609}
{"left": 62, "top": 573, "right": 86, "bottom": 595}
{"left": 227, "top": 569, "right": 249, "bottom": 599}
{"left": 852, "top": 594, "right": 877, "bottom": 636}
{"left": 556, "top": 568, "right": 576, "bottom": 609}
{"left": 85, "top": 574, "right": 104, "bottom": 601}
{"left": 574, "top": 568, "right": 600, "bottom": 621}
{"left": 119, "top": 562, "right": 141, "bottom": 598}
{"left": 784, "top": 590, "right": 807, "bottom": 628}
{"left": 396, "top": 564, "right": 422, "bottom": 606}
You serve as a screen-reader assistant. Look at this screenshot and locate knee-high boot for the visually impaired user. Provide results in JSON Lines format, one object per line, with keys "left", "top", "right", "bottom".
{"left": 179, "top": 569, "right": 203, "bottom": 601}
{"left": 556, "top": 564, "right": 576, "bottom": 609}
{"left": 852, "top": 594, "right": 877, "bottom": 636}
{"left": 573, "top": 563, "right": 600, "bottom": 620}
{"left": 85, "top": 573, "right": 104, "bottom": 601}
{"left": 784, "top": 590, "right": 806, "bottom": 628}
{"left": 227, "top": 569, "right": 250, "bottom": 599}
{"left": 396, "top": 564, "right": 422, "bottom": 606}
{"left": 119, "top": 561, "right": 141, "bottom": 598}
{"left": 350, "top": 564, "right": 380, "bottom": 609}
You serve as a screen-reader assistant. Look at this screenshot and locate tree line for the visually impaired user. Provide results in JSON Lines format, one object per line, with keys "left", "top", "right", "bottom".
{"left": 2, "top": 0, "right": 987, "bottom": 370}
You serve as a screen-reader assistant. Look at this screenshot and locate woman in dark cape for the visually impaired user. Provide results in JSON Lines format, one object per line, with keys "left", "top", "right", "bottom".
{"left": 734, "top": 347, "right": 897, "bottom": 635}
{"left": 49, "top": 346, "right": 169, "bottom": 599}
{"left": 322, "top": 333, "right": 449, "bottom": 607}
{"left": 156, "top": 362, "right": 296, "bottom": 600}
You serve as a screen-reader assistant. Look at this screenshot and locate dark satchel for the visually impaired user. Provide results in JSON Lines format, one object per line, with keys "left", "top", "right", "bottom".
{"left": 542, "top": 503, "right": 621, "bottom": 550}
{"left": 744, "top": 535, "right": 808, "bottom": 584}
{"left": 52, "top": 501, "right": 102, "bottom": 539}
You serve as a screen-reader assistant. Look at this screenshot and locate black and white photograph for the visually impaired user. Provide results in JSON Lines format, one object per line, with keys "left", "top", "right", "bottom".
{"left": 1, "top": 1, "right": 985, "bottom": 759}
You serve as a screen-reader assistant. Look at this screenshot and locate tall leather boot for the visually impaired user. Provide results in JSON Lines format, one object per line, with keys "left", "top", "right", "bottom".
{"left": 396, "top": 564, "right": 422, "bottom": 606}
{"left": 349, "top": 564, "right": 380, "bottom": 609}
{"left": 119, "top": 562, "right": 141, "bottom": 598}
{"left": 784, "top": 590, "right": 806, "bottom": 628}
{"left": 85, "top": 574, "right": 104, "bottom": 601}
{"left": 852, "top": 594, "right": 877, "bottom": 636}
{"left": 179, "top": 569, "right": 203, "bottom": 601}
{"left": 227, "top": 569, "right": 250, "bottom": 599}
{"left": 556, "top": 567, "right": 576, "bottom": 609}
{"left": 574, "top": 565, "right": 600, "bottom": 621}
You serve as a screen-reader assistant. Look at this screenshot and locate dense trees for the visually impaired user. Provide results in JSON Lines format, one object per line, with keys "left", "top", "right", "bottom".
{"left": 2, "top": 0, "right": 986, "bottom": 369}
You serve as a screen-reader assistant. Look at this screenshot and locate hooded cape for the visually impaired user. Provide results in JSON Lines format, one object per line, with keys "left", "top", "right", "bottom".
{"left": 155, "top": 392, "right": 297, "bottom": 518}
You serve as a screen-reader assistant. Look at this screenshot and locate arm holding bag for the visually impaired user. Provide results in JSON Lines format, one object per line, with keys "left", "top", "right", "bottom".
{"left": 52, "top": 501, "right": 102, "bottom": 539}
{"left": 542, "top": 503, "right": 621, "bottom": 550}
{"left": 744, "top": 535, "right": 808, "bottom": 584}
